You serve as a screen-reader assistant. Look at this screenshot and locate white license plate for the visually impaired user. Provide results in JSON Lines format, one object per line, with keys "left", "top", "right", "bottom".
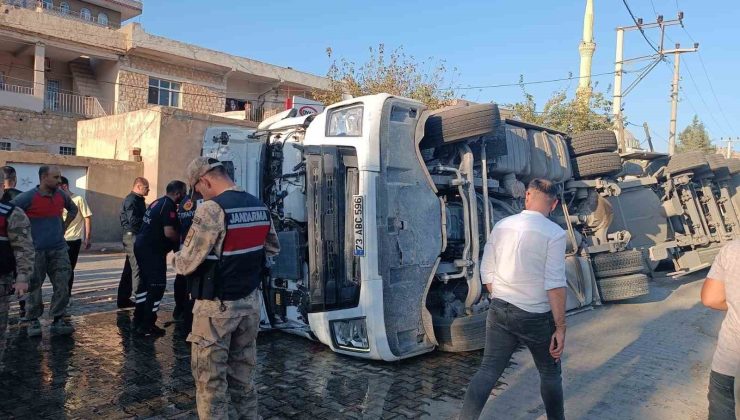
{"left": 352, "top": 195, "right": 365, "bottom": 257}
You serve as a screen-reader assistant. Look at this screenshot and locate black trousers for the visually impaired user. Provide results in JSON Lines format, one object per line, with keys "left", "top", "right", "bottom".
{"left": 133, "top": 246, "right": 167, "bottom": 328}
{"left": 66, "top": 239, "right": 82, "bottom": 295}
{"left": 173, "top": 274, "right": 194, "bottom": 332}
{"left": 460, "top": 298, "right": 564, "bottom": 420}
{"left": 117, "top": 233, "right": 141, "bottom": 305}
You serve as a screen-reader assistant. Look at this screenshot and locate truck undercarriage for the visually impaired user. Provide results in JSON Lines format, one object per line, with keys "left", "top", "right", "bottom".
{"left": 201, "top": 94, "right": 740, "bottom": 360}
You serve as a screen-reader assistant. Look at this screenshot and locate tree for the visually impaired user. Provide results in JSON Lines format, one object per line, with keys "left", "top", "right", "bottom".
{"left": 507, "top": 77, "right": 613, "bottom": 134}
{"left": 676, "top": 115, "right": 715, "bottom": 154}
{"left": 312, "top": 44, "right": 457, "bottom": 110}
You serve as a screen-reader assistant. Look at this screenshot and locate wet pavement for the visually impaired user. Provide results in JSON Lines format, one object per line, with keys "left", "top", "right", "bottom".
{"left": 0, "top": 310, "right": 484, "bottom": 419}
{"left": 0, "top": 254, "right": 485, "bottom": 419}
{"left": 0, "top": 253, "right": 724, "bottom": 419}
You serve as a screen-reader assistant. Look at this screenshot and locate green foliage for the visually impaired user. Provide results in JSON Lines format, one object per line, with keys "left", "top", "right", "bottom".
{"left": 676, "top": 115, "right": 715, "bottom": 153}
{"left": 507, "top": 76, "right": 613, "bottom": 134}
{"left": 312, "top": 44, "right": 457, "bottom": 110}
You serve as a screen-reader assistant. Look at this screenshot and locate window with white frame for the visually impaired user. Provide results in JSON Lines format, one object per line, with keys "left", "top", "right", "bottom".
{"left": 148, "top": 78, "right": 181, "bottom": 107}
{"left": 80, "top": 8, "right": 91, "bottom": 20}
{"left": 42, "top": 0, "right": 53, "bottom": 9}
{"left": 97, "top": 12, "right": 108, "bottom": 26}
{"left": 59, "top": 146, "right": 76, "bottom": 156}
{"left": 0, "top": 142, "right": 10, "bottom": 151}
{"left": 60, "top": 1, "right": 69, "bottom": 13}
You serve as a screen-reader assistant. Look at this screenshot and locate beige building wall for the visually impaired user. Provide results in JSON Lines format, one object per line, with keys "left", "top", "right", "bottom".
{"left": 116, "top": 69, "right": 148, "bottom": 111}
{"left": 77, "top": 107, "right": 257, "bottom": 197}
{"left": 90, "top": 58, "right": 119, "bottom": 109}
{"left": 0, "top": 52, "right": 34, "bottom": 88}
{"left": 0, "top": 108, "right": 81, "bottom": 152}
{"left": 0, "top": 151, "right": 142, "bottom": 241}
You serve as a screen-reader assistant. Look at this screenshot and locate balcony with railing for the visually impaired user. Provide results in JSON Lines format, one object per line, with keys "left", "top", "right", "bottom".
{"left": 1, "top": 0, "right": 132, "bottom": 29}
{"left": 0, "top": 75, "right": 123, "bottom": 117}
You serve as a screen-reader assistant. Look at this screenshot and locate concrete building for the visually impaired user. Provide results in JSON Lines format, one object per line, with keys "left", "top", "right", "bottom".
{"left": 0, "top": 0, "right": 329, "bottom": 154}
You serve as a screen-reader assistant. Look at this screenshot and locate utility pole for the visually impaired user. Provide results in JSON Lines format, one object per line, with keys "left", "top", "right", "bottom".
{"left": 667, "top": 43, "right": 699, "bottom": 155}
{"left": 612, "top": 13, "right": 689, "bottom": 152}
{"left": 725, "top": 137, "right": 739, "bottom": 159}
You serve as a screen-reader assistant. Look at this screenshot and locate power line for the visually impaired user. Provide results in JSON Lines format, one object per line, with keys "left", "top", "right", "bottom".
{"left": 621, "top": 0, "right": 660, "bottom": 53}
{"left": 454, "top": 70, "right": 619, "bottom": 90}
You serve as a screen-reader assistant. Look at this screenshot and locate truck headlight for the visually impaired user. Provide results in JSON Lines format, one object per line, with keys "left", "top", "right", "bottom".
{"left": 330, "top": 317, "right": 369, "bottom": 352}
{"left": 326, "top": 105, "right": 363, "bottom": 137}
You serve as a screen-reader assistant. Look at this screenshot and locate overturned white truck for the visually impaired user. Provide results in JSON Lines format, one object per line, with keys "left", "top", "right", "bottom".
{"left": 202, "top": 94, "right": 660, "bottom": 361}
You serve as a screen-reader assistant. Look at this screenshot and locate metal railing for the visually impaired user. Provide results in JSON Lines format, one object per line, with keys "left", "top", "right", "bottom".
{"left": 0, "top": 82, "right": 34, "bottom": 96}
{"left": 45, "top": 91, "right": 107, "bottom": 117}
{"left": 244, "top": 106, "right": 284, "bottom": 123}
{"left": 1, "top": 0, "right": 120, "bottom": 29}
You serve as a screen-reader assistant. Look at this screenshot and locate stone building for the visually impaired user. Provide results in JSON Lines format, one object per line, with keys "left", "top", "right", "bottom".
{"left": 0, "top": 0, "right": 329, "bottom": 155}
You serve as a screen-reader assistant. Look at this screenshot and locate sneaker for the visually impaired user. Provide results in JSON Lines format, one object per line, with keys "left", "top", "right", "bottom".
{"left": 27, "top": 319, "right": 42, "bottom": 337}
{"left": 50, "top": 318, "right": 75, "bottom": 336}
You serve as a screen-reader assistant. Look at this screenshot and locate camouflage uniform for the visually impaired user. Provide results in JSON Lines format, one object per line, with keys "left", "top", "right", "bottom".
{"left": 0, "top": 205, "right": 34, "bottom": 370}
{"left": 175, "top": 177, "right": 279, "bottom": 419}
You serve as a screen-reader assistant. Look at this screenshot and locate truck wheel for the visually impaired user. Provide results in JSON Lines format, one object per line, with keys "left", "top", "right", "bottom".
{"left": 421, "top": 104, "right": 501, "bottom": 149}
{"left": 433, "top": 312, "right": 487, "bottom": 352}
{"left": 571, "top": 152, "right": 622, "bottom": 179}
{"left": 592, "top": 249, "right": 647, "bottom": 278}
{"left": 665, "top": 151, "right": 709, "bottom": 175}
{"left": 705, "top": 154, "right": 731, "bottom": 179}
{"left": 567, "top": 130, "right": 618, "bottom": 157}
{"left": 597, "top": 273, "right": 650, "bottom": 302}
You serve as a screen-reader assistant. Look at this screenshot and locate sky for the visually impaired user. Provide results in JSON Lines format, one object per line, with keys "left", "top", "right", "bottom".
{"left": 137, "top": 0, "right": 740, "bottom": 153}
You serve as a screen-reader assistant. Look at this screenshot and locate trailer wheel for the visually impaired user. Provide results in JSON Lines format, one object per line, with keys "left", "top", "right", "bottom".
{"left": 571, "top": 152, "right": 622, "bottom": 179}
{"left": 433, "top": 312, "right": 487, "bottom": 352}
{"left": 567, "top": 130, "right": 618, "bottom": 157}
{"left": 421, "top": 104, "right": 501, "bottom": 149}
{"left": 592, "top": 249, "right": 647, "bottom": 279}
{"left": 597, "top": 273, "right": 650, "bottom": 302}
{"left": 665, "top": 151, "right": 709, "bottom": 176}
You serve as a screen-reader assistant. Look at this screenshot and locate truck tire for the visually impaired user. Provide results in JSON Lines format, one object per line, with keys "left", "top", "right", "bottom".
{"left": 421, "top": 104, "right": 501, "bottom": 149}
{"left": 571, "top": 152, "right": 622, "bottom": 179}
{"left": 727, "top": 158, "right": 740, "bottom": 175}
{"left": 705, "top": 154, "right": 731, "bottom": 179}
{"left": 665, "top": 151, "right": 708, "bottom": 175}
{"left": 567, "top": 130, "right": 618, "bottom": 157}
{"left": 592, "top": 249, "right": 647, "bottom": 278}
{"left": 433, "top": 312, "right": 487, "bottom": 352}
{"left": 597, "top": 273, "right": 650, "bottom": 302}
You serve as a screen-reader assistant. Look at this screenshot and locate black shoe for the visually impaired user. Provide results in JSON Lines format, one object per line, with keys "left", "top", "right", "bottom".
{"left": 117, "top": 300, "right": 136, "bottom": 309}
{"left": 135, "top": 324, "right": 166, "bottom": 337}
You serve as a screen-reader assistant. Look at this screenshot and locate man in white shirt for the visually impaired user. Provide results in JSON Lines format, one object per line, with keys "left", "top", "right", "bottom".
{"left": 701, "top": 241, "right": 739, "bottom": 420}
{"left": 460, "top": 178, "right": 567, "bottom": 420}
{"left": 61, "top": 177, "right": 92, "bottom": 300}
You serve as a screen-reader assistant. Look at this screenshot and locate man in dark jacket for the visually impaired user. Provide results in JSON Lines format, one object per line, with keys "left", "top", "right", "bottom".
{"left": 117, "top": 177, "right": 149, "bottom": 308}
{"left": 133, "top": 180, "right": 186, "bottom": 335}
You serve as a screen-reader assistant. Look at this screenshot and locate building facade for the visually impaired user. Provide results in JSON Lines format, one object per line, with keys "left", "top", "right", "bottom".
{"left": 0, "top": 0, "right": 329, "bottom": 154}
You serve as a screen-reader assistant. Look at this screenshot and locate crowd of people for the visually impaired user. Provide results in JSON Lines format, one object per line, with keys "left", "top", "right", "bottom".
{"left": 0, "top": 159, "right": 736, "bottom": 419}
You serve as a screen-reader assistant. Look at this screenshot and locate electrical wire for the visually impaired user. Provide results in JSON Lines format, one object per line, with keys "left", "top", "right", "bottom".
{"left": 454, "top": 70, "right": 620, "bottom": 91}
{"left": 621, "top": 0, "right": 661, "bottom": 54}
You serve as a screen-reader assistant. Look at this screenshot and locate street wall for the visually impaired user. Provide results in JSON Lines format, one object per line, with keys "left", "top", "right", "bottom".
{"left": 77, "top": 107, "right": 257, "bottom": 197}
{"left": 0, "top": 151, "right": 142, "bottom": 242}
